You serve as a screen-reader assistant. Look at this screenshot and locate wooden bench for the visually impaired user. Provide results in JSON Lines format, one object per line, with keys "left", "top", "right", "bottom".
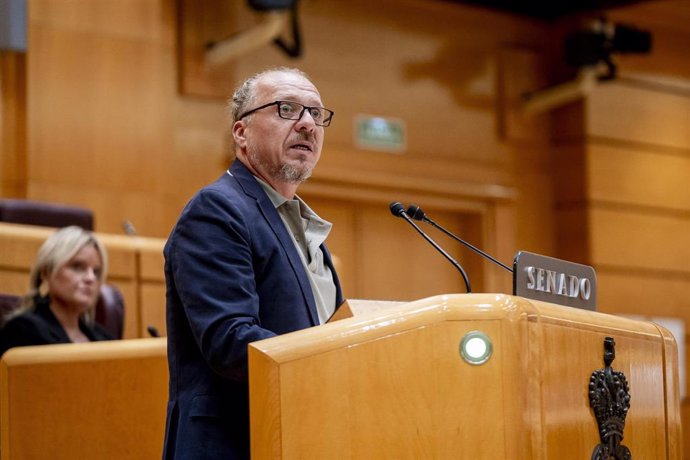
{"left": 0, "top": 338, "right": 168, "bottom": 459}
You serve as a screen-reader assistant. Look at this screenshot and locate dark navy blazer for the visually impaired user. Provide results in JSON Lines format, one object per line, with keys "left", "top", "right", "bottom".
{"left": 0, "top": 298, "right": 113, "bottom": 358}
{"left": 162, "top": 160, "right": 343, "bottom": 460}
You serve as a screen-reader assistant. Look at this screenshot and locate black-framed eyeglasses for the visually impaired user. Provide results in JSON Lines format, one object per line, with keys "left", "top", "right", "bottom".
{"left": 238, "top": 100, "right": 334, "bottom": 127}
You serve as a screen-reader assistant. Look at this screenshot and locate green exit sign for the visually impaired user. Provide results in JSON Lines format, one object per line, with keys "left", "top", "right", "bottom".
{"left": 355, "top": 116, "right": 406, "bottom": 153}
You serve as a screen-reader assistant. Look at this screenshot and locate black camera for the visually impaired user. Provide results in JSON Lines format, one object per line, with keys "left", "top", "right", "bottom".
{"left": 565, "top": 22, "right": 652, "bottom": 68}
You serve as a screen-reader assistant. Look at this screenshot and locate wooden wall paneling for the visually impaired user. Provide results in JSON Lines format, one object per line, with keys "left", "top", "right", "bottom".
{"left": 551, "top": 104, "right": 590, "bottom": 264}
{"left": 552, "top": 144, "right": 588, "bottom": 207}
{"left": 27, "top": 0, "right": 186, "bottom": 237}
{"left": 28, "top": 2, "right": 168, "bottom": 188}
{"left": 356, "top": 203, "right": 471, "bottom": 301}
{"left": 0, "top": 51, "right": 27, "bottom": 198}
{"left": 497, "top": 47, "right": 558, "bottom": 259}
{"left": 89, "top": 235, "right": 140, "bottom": 339}
{"left": 497, "top": 47, "right": 551, "bottom": 144}
{"left": 424, "top": 208, "right": 487, "bottom": 295}
{"left": 27, "top": 0, "right": 549, "bottom": 247}
{"left": 168, "top": 97, "right": 231, "bottom": 198}
{"left": 26, "top": 182, "right": 183, "bottom": 237}
{"left": 0, "top": 224, "right": 50, "bottom": 296}
{"left": 177, "top": 0, "right": 241, "bottom": 97}
{"left": 608, "top": 1, "right": 690, "bottom": 81}
{"left": 493, "top": 46, "right": 562, "bottom": 278}
{"left": 302, "top": 174, "right": 516, "bottom": 300}
{"left": 307, "top": 150, "right": 515, "bottom": 212}
{"left": 588, "top": 143, "right": 690, "bottom": 212}
{"left": 299, "top": 195, "right": 467, "bottom": 301}
{"left": 0, "top": 273, "right": 29, "bottom": 296}
{"left": 488, "top": 202, "right": 516, "bottom": 294}
{"left": 140, "top": 284, "right": 166, "bottom": 338}
{"left": 112, "top": 281, "right": 139, "bottom": 339}
{"left": 298, "top": 196, "right": 357, "bottom": 297}
{"left": 0, "top": 224, "right": 47, "bottom": 269}
{"left": 551, "top": 101, "right": 587, "bottom": 144}
{"left": 587, "top": 81, "right": 690, "bottom": 149}
{"left": 138, "top": 239, "right": 166, "bottom": 337}
{"left": 182, "top": 0, "right": 551, "bottom": 159}
{"left": 597, "top": 271, "right": 690, "bottom": 317}
{"left": 551, "top": 139, "right": 589, "bottom": 279}
{"left": 581, "top": 70, "right": 690, "bottom": 344}
{"left": 96, "top": 234, "right": 167, "bottom": 339}
{"left": 589, "top": 207, "right": 690, "bottom": 274}
{"left": 511, "top": 154, "right": 558, "bottom": 256}
{"left": 553, "top": 208, "right": 591, "bottom": 266}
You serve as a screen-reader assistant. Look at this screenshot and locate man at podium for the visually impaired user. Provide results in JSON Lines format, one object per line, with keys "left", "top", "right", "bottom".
{"left": 162, "top": 67, "right": 344, "bottom": 459}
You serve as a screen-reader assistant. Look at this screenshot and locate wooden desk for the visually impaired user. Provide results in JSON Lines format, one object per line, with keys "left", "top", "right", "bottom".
{"left": 250, "top": 294, "right": 682, "bottom": 458}
{"left": 0, "top": 338, "right": 168, "bottom": 459}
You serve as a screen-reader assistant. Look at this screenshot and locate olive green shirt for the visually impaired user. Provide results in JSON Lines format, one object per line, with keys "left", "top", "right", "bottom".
{"left": 256, "top": 178, "right": 337, "bottom": 324}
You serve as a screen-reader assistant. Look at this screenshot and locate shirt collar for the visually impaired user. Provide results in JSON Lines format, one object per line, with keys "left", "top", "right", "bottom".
{"left": 254, "top": 176, "right": 290, "bottom": 208}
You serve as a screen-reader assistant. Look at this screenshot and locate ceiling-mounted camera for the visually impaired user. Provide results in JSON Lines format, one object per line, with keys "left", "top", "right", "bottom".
{"left": 565, "top": 19, "right": 652, "bottom": 80}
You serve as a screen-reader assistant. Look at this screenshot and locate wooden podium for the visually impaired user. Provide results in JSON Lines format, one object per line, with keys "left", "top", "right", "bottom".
{"left": 248, "top": 294, "right": 681, "bottom": 459}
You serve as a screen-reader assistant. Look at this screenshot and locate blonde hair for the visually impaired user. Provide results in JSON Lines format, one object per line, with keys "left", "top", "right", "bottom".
{"left": 16, "top": 226, "right": 109, "bottom": 321}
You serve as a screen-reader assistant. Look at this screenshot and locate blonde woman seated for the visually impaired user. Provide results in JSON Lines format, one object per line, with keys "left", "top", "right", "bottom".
{"left": 0, "top": 226, "right": 114, "bottom": 357}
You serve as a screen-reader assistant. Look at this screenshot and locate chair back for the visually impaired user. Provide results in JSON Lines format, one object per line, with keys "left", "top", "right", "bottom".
{"left": 95, "top": 284, "right": 125, "bottom": 339}
{"left": 0, "top": 285, "right": 123, "bottom": 338}
{"left": 0, "top": 293, "right": 22, "bottom": 328}
{"left": 0, "top": 198, "right": 94, "bottom": 230}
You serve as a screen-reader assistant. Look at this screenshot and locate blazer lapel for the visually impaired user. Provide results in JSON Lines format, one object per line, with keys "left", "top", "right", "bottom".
{"left": 228, "top": 161, "right": 320, "bottom": 326}
{"left": 36, "top": 302, "right": 73, "bottom": 342}
{"left": 320, "top": 243, "right": 343, "bottom": 306}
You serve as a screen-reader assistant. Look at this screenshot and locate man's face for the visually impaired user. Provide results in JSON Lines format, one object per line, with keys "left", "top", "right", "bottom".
{"left": 233, "top": 72, "right": 325, "bottom": 188}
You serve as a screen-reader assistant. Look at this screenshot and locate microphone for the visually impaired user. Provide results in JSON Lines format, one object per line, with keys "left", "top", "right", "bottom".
{"left": 406, "top": 204, "right": 513, "bottom": 273}
{"left": 389, "top": 202, "right": 471, "bottom": 293}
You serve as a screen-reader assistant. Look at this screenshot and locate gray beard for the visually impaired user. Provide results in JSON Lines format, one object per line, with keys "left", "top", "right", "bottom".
{"left": 279, "top": 162, "right": 312, "bottom": 183}
{"left": 248, "top": 151, "right": 312, "bottom": 184}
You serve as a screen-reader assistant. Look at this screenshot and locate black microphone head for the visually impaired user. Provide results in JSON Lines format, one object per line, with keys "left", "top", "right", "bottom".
{"left": 389, "top": 201, "right": 406, "bottom": 217}
{"left": 407, "top": 204, "right": 426, "bottom": 221}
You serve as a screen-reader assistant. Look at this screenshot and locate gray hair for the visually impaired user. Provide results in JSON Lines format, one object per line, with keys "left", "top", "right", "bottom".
{"left": 16, "top": 226, "right": 108, "bottom": 320}
{"left": 228, "top": 67, "right": 312, "bottom": 124}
